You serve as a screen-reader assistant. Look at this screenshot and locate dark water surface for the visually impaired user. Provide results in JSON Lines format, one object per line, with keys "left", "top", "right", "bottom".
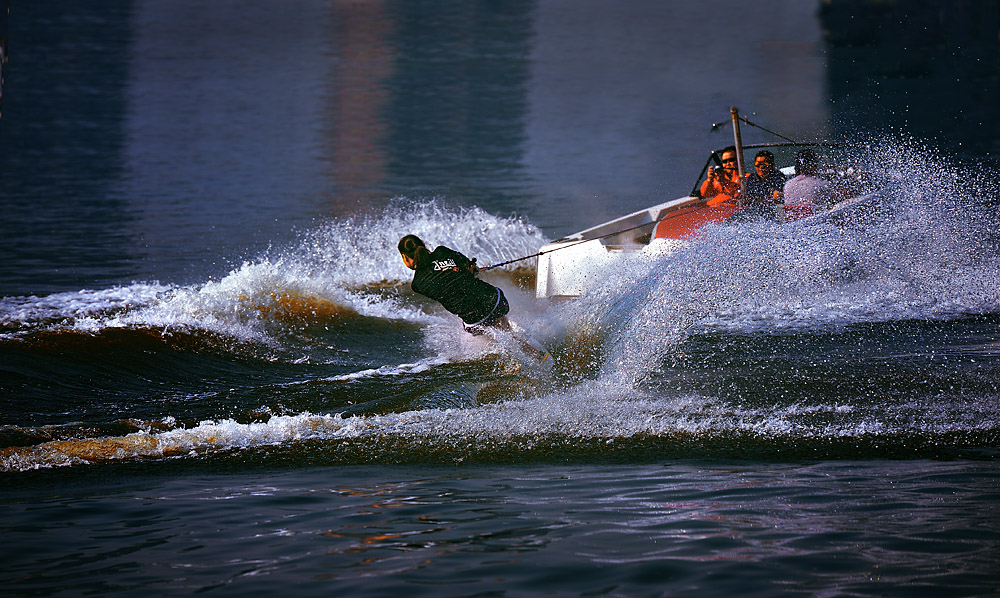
{"left": 5, "top": 462, "right": 999, "bottom": 597}
{"left": 2, "top": 1, "right": 1000, "bottom": 596}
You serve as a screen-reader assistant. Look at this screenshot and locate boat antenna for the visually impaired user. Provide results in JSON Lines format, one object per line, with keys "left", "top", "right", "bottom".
{"left": 731, "top": 107, "right": 747, "bottom": 198}
{"left": 711, "top": 110, "right": 798, "bottom": 144}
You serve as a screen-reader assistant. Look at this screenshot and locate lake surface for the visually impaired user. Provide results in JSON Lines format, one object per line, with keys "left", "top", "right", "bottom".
{"left": 2, "top": 1, "right": 999, "bottom": 596}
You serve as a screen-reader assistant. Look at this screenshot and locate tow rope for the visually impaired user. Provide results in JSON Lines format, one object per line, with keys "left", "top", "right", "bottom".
{"left": 480, "top": 211, "right": 683, "bottom": 271}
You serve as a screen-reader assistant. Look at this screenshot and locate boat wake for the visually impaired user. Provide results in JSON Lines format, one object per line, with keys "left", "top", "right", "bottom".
{"left": 0, "top": 200, "right": 549, "bottom": 351}
{"left": 3, "top": 142, "right": 1000, "bottom": 472}
{"left": 554, "top": 138, "right": 1000, "bottom": 385}
{"left": 4, "top": 376, "right": 997, "bottom": 471}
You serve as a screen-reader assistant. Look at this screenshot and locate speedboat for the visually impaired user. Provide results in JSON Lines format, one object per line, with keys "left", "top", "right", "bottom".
{"left": 534, "top": 110, "right": 874, "bottom": 299}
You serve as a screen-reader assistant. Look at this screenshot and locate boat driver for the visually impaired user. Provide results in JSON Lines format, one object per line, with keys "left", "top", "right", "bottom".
{"left": 744, "top": 150, "right": 787, "bottom": 204}
{"left": 735, "top": 150, "right": 787, "bottom": 220}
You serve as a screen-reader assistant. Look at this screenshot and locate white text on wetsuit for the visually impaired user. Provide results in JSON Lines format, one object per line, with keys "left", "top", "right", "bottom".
{"left": 432, "top": 259, "right": 458, "bottom": 271}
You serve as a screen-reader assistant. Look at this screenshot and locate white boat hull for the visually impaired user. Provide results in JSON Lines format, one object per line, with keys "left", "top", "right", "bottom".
{"left": 533, "top": 137, "right": 881, "bottom": 299}
{"left": 535, "top": 190, "right": 882, "bottom": 299}
{"left": 535, "top": 194, "right": 730, "bottom": 298}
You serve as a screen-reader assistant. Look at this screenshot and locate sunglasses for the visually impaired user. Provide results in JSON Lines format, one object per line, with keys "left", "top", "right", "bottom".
{"left": 721, "top": 158, "right": 737, "bottom": 164}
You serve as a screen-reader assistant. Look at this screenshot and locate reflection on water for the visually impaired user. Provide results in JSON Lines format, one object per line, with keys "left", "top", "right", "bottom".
{"left": 2, "top": 1, "right": 994, "bottom": 292}
{"left": 381, "top": 0, "right": 535, "bottom": 217}
{"left": 325, "top": 0, "right": 536, "bottom": 213}
{"left": 121, "top": 0, "right": 336, "bottom": 282}
{"left": 326, "top": 0, "right": 394, "bottom": 209}
{"left": 0, "top": 0, "right": 833, "bottom": 296}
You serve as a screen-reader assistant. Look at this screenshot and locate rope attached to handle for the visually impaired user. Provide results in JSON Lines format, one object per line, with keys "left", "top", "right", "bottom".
{"left": 480, "top": 213, "right": 679, "bottom": 271}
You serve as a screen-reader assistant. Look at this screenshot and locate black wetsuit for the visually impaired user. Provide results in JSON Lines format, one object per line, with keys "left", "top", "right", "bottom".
{"left": 411, "top": 245, "right": 509, "bottom": 330}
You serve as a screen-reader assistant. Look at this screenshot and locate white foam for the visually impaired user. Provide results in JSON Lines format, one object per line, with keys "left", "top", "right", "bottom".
{"left": 0, "top": 200, "right": 550, "bottom": 344}
{"left": 549, "top": 141, "right": 1000, "bottom": 385}
{"left": 297, "top": 198, "right": 550, "bottom": 286}
{"left": 0, "top": 284, "right": 170, "bottom": 329}
{"left": 319, "top": 357, "right": 454, "bottom": 382}
{"left": 6, "top": 380, "right": 996, "bottom": 471}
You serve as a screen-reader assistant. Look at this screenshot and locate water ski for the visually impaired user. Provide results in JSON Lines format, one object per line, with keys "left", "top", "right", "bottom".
{"left": 472, "top": 320, "right": 552, "bottom": 366}
{"left": 506, "top": 320, "right": 553, "bottom": 366}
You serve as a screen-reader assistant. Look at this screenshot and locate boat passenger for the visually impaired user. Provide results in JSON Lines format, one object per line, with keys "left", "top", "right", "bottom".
{"left": 743, "top": 150, "right": 786, "bottom": 204}
{"left": 725, "top": 150, "right": 786, "bottom": 221}
{"left": 700, "top": 146, "right": 742, "bottom": 202}
{"left": 398, "top": 234, "right": 511, "bottom": 336}
{"left": 783, "top": 149, "right": 834, "bottom": 219}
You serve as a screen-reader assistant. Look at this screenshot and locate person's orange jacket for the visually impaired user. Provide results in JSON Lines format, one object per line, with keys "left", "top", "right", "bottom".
{"left": 700, "top": 170, "right": 740, "bottom": 199}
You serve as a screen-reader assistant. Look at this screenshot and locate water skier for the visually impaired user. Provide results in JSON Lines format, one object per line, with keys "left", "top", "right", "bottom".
{"left": 398, "top": 234, "right": 511, "bottom": 336}
{"left": 398, "top": 234, "right": 550, "bottom": 362}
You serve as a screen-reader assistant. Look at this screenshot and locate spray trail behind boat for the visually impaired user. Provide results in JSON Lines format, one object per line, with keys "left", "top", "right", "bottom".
{"left": 548, "top": 137, "right": 1000, "bottom": 386}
